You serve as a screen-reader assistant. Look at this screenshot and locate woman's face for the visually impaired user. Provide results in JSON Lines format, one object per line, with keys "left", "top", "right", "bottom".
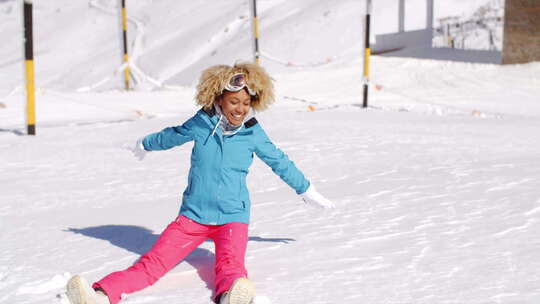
{"left": 218, "top": 89, "right": 252, "bottom": 126}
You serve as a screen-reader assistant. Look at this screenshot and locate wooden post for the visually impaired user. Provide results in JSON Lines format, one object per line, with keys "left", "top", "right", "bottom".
{"left": 251, "top": 0, "right": 260, "bottom": 64}
{"left": 362, "top": 0, "right": 372, "bottom": 108}
{"left": 23, "top": 0, "right": 36, "bottom": 135}
{"left": 121, "top": 0, "right": 130, "bottom": 90}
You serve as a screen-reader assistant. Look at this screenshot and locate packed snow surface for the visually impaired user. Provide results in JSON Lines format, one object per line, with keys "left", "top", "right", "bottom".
{"left": 1, "top": 0, "right": 540, "bottom": 304}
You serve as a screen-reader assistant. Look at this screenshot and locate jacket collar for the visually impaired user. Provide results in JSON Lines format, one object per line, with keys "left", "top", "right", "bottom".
{"left": 201, "top": 107, "right": 258, "bottom": 129}
{"left": 202, "top": 106, "right": 216, "bottom": 117}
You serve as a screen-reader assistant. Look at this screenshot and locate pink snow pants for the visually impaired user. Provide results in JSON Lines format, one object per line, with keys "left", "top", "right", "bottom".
{"left": 92, "top": 215, "right": 249, "bottom": 304}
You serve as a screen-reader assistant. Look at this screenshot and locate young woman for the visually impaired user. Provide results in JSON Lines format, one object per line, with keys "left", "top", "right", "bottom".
{"left": 66, "top": 62, "right": 335, "bottom": 304}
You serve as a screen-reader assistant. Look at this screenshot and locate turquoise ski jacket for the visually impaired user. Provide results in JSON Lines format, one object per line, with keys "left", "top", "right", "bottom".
{"left": 142, "top": 108, "right": 310, "bottom": 225}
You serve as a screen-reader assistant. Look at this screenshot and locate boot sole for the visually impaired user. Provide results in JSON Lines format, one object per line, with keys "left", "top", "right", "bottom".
{"left": 228, "top": 278, "right": 255, "bottom": 304}
{"left": 66, "top": 275, "right": 93, "bottom": 304}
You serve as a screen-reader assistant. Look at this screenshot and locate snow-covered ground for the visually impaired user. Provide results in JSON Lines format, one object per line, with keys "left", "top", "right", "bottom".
{"left": 1, "top": 1, "right": 540, "bottom": 304}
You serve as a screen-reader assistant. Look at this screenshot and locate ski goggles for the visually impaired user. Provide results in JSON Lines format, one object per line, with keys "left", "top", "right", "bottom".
{"left": 224, "top": 73, "right": 256, "bottom": 96}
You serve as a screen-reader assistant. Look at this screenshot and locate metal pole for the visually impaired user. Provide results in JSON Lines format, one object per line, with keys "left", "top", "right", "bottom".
{"left": 362, "top": 0, "right": 372, "bottom": 108}
{"left": 23, "top": 0, "right": 36, "bottom": 135}
{"left": 251, "top": 0, "right": 260, "bottom": 64}
{"left": 121, "top": 0, "right": 130, "bottom": 90}
{"left": 427, "top": 0, "right": 434, "bottom": 44}
{"left": 426, "top": 0, "right": 434, "bottom": 30}
{"left": 398, "top": 0, "right": 405, "bottom": 33}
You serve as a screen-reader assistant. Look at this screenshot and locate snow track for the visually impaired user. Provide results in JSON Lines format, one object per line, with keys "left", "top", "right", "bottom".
{"left": 87, "top": 0, "right": 172, "bottom": 90}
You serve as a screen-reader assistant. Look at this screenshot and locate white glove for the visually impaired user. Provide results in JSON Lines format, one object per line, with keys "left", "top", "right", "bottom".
{"left": 301, "top": 184, "right": 335, "bottom": 209}
{"left": 125, "top": 138, "right": 147, "bottom": 161}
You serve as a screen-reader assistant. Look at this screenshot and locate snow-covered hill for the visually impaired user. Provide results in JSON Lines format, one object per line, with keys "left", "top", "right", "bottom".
{"left": 1, "top": 1, "right": 540, "bottom": 304}
{"left": 0, "top": 0, "right": 364, "bottom": 93}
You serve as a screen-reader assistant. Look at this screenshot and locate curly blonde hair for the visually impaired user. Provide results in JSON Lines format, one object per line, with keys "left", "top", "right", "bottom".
{"left": 195, "top": 62, "right": 275, "bottom": 112}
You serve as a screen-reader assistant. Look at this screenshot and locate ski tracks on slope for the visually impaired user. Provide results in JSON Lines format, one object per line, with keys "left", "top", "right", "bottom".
{"left": 86, "top": 0, "right": 178, "bottom": 91}
{"left": 158, "top": 15, "right": 250, "bottom": 83}
{"left": 87, "top": 0, "right": 251, "bottom": 90}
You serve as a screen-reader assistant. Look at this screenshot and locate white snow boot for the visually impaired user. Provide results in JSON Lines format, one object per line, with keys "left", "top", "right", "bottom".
{"left": 66, "top": 275, "right": 110, "bottom": 304}
{"left": 219, "top": 278, "right": 255, "bottom": 304}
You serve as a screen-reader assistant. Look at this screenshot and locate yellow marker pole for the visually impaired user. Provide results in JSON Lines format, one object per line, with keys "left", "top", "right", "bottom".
{"left": 23, "top": 0, "right": 36, "bottom": 135}
{"left": 121, "top": 0, "right": 130, "bottom": 90}
{"left": 362, "top": 0, "right": 372, "bottom": 108}
{"left": 251, "top": 0, "right": 260, "bottom": 64}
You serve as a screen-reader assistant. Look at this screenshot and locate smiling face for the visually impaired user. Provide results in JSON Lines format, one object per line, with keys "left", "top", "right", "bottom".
{"left": 218, "top": 89, "right": 252, "bottom": 126}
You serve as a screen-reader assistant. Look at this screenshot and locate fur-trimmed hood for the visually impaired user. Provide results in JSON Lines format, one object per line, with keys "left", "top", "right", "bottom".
{"left": 195, "top": 62, "right": 275, "bottom": 112}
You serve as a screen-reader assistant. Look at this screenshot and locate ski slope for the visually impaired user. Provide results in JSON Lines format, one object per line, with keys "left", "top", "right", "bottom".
{"left": 1, "top": 1, "right": 540, "bottom": 304}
